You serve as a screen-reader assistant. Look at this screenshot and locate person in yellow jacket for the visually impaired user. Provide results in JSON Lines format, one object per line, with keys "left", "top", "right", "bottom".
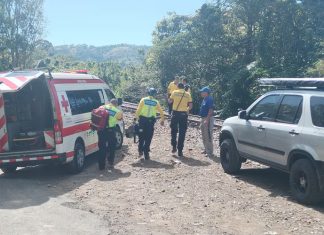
{"left": 167, "top": 76, "right": 180, "bottom": 114}
{"left": 136, "top": 88, "right": 165, "bottom": 160}
{"left": 97, "top": 99, "right": 123, "bottom": 170}
{"left": 169, "top": 83, "right": 193, "bottom": 157}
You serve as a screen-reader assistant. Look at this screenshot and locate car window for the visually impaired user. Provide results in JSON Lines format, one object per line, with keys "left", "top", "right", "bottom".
{"left": 249, "top": 95, "right": 281, "bottom": 121}
{"left": 66, "top": 89, "right": 104, "bottom": 115}
{"left": 276, "top": 95, "right": 303, "bottom": 124}
{"left": 105, "top": 89, "right": 115, "bottom": 101}
{"left": 310, "top": 96, "right": 324, "bottom": 127}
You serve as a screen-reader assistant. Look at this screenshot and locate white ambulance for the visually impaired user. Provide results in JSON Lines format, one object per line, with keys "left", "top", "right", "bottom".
{"left": 0, "top": 70, "right": 124, "bottom": 174}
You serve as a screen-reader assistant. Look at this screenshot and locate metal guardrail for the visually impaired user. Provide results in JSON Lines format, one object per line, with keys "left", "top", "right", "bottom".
{"left": 122, "top": 101, "right": 224, "bottom": 128}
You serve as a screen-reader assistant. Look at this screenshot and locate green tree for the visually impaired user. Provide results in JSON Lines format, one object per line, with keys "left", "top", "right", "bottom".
{"left": 0, "top": 0, "right": 44, "bottom": 69}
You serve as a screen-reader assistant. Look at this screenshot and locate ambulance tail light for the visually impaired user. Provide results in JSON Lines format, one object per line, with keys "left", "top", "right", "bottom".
{"left": 54, "top": 120, "right": 63, "bottom": 144}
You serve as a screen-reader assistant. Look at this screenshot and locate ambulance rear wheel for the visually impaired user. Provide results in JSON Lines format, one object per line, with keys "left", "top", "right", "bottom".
{"left": 1, "top": 166, "right": 17, "bottom": 174}
{"left": 115, "top": 127, "right": 123, "bottom": 150}
{"left": 68, "top": 141, "right": 85, "bottom": 174}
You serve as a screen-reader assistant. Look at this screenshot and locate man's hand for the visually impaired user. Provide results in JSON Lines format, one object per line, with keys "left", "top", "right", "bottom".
{"left": 204, "top": 119, "right": 209, "bottom": 126}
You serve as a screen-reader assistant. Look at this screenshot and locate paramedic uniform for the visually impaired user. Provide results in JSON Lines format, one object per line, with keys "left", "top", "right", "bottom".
{"left": 136, "top": 96, "right": 165, "bottom": 157}
{"left": 98, "top": 104, "right": 122, "bottom": 169}
{"left": 170, "top": 89, "right": 192, "bottom": 154}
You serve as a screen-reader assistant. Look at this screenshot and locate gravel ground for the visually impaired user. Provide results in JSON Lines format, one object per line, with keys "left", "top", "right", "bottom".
{"left": 1, "top": 111, "right": 324, "bottom": 235}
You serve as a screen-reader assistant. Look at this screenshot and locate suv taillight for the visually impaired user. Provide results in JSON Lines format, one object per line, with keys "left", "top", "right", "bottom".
{"left": 54, "top": 120, "right": 63, "bottom": 144}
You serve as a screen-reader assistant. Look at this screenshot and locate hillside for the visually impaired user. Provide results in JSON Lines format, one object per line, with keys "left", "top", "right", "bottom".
{"left": 53, "top": 44, "right": 150, "bottom": 65}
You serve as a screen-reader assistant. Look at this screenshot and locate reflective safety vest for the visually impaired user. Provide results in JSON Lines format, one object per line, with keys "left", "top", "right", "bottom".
{"left": 139, "top": 97, "right": 159, "bottom": 118}
{"left": 105, "top": 104, "right": 120, "bottom": 127}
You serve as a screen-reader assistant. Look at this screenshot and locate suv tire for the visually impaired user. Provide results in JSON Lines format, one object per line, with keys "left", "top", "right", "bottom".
{"left": 289, "top": 159, "right": 323, "bottom": 204}
{"left": 220, "top": 139, "right": 242, "bottom": 174}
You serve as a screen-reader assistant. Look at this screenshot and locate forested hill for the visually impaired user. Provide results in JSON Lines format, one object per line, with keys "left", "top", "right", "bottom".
{"left": 53, "top": 44, "right": 150, "bottom": 65}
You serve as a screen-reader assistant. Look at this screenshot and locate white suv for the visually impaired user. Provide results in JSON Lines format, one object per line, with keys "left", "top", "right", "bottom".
{"left": 219, "top": 78, "right": 324, "bottom": 204}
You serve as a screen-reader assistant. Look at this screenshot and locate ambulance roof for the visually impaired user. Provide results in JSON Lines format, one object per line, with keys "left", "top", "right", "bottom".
{"left": 0, "top": 70, "right": 102, "bottom": 93}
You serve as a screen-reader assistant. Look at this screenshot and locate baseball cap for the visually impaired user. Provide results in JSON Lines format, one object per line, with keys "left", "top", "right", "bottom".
{"left": 200, "top": 86, "right": 211, "bottom": 93}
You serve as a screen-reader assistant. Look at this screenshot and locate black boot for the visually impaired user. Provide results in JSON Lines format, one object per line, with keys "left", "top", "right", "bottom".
{"left": 172, "top": 146, "right": 177, "bottom": 153}
{"left": 178, "top": 151, "right": 183, "bottom": 157}
{"left": 144, "top": 152, "right": 150, "bottom": 160}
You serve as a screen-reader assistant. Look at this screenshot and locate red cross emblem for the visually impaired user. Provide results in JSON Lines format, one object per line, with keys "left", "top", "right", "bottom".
{"left": 61, "top": 95, "right": 69, "bottom": 113}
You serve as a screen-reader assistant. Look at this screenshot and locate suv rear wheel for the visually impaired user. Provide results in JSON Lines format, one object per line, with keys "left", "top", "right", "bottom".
{"left": 289, "top": 159, "right": 323, "bottom": 204}
{"left": 220, "top": 139, "right": 242, "bottom": 174}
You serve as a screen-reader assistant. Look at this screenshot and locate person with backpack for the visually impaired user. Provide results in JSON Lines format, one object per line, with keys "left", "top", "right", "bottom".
{"left": 136, "top": 88, "right": 165, "bottom": 160}
{"left": 168, "top": 83, "right": 193, "bottom": 157}
{"left": 97, "top": 99, "right": 123, "bottom": 170}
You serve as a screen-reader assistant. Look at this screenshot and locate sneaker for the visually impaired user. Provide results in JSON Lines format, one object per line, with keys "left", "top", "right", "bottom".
{"left": 172, "top": 147, "right": 177, "bottom": 153}
{"left": 139, "top": 151, "right": 144, "bottom": 157}
{"left": 201, "top": 150, "right": 207, "bottom": 154}
{"left": 178, "top": 151, "right": 184, "bottom": 157}
{"left": 144, "top": 152, "right": 150, "bottom": 160}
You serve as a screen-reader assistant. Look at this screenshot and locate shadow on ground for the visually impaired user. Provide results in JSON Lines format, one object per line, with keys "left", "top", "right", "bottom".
{"left": 237, "top": 166, "right": 324, "bottom": 211}
{"left": 0, "top": 145, "right": 130, "bottom": 210}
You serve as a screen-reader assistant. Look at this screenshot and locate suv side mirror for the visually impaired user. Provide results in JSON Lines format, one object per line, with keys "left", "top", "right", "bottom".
{"left": 238, "top": 110, "right": 248, "bottom": 120}
{"left": 117, "top": 98, "right": 123, "bottom": 106}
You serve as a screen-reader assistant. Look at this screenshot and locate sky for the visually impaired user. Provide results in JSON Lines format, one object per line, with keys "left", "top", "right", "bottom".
{"left": 44, "top": 0, "right": 207, "bottom": 46}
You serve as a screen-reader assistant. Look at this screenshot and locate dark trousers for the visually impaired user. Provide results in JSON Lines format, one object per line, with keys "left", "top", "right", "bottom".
{"left": 98, "top": 128, "right": 117, "bottom": 169}
{"left": 170, "top": 111, "right": 188, "bottom": 152}
{"left": 138, "top": 116, "right": 155, "bottom": 154}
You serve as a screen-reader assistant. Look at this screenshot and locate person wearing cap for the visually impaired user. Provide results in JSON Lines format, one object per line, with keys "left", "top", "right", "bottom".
{"left": 199, "top": 87, "right": 214, "bottom": 157}
{"left": 97, "top": 99, "right": 123, "bottom": 170}
{"left": 136, "top": 88, "right": 165, "bottom": 160}
{"left": 169, "top": 83, "right": 193, "bottom": 157}
{"left": 167, "top": 76, "right": 180, "bottom": 114}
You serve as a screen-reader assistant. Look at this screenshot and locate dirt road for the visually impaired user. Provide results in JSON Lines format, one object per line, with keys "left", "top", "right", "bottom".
{"left": 1, "top": 112, "right": 324, "bottom": 235}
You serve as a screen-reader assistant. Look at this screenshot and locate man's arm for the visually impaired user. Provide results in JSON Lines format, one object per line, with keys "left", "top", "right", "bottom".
{"left": 187, "top": 93, "right": 193, "bottom": 111}
{"left": 157, "top": 102, "right": 165, "bottom": 121}
{"left": 116, "top": 111, "right": 123, "bottom": 121}
{"left": 205, "top": 99, "right": 214, "bottom": 124}
{"left": 168, "top": 91, "right": 175, "bottom": 104}
{"left": 135, "top": 99, "right": 144, "bottom": 119}
{"left": 157, "top": 102, "right": 165, "bottom": 126}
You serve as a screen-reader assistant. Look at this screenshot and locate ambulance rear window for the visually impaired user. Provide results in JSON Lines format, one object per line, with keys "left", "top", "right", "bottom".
{"left": 66, "top": 89, "right": 104, "bottom": 115}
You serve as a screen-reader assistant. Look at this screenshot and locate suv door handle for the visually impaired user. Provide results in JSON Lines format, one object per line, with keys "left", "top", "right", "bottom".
{"left": 289, "top": 130, "right": 299, "bottom": 136}
{"left": 257, "top": 125, "right": 265, "bottom": 131}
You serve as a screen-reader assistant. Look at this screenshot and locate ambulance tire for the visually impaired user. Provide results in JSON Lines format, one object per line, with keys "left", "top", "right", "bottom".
{"left": 1, "top": 166, "right": 17, "bottom": 174}
{"left": 68, "top": 141, "right": 85, "bottom": 174}
{"left": 115, "top": 127, "right": 123, "bottom": 150}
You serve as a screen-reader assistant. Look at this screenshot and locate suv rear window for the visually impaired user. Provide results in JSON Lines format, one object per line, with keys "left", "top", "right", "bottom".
{"left": 311, "top": 96, "right": 324, "bottom": 127}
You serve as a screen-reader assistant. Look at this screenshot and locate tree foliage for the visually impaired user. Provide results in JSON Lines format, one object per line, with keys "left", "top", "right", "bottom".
{"left": 147, "top": 0, "right": 322, "bottom": 117}
{"left": 0, "top": 0, "right": 44, "bottom": 69}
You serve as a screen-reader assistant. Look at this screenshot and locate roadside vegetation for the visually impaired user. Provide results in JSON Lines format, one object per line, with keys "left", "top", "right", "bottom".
{"left": 0, "top": 0, "right": 323, "bottom": 117}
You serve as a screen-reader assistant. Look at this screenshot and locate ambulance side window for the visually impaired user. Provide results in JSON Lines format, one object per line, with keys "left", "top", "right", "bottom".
{"left": 66, "top": 89, "right": 104, "bottom": 115}
{"left": 105, "top": 89, "right": 115, "bottom": 102}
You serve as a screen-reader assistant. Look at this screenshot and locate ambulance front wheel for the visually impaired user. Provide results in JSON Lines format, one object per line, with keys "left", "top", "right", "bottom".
{"left": 68, "top": 141, "right": 85, "bottom": 174}
{"left": 115, "top": 127, "right": 123, "bottom": 150}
